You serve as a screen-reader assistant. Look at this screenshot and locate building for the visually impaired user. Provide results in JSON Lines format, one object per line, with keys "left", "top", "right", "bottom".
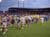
{"left": 7, "top": 8, "right": 50, "bottom": 15}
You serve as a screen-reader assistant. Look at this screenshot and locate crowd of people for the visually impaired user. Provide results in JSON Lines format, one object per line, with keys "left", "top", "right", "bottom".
{"left": 0, "top": 14, "right": 49, "bottom": 34}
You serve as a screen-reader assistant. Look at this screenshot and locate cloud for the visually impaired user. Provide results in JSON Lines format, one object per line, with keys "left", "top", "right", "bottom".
{"left": 0, "top": 0, "right": 50, "bottom": 11}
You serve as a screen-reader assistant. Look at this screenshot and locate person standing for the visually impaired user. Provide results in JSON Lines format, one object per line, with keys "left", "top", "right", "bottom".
{"left": 45, "top": 15, "right": 49, "bottom": 22}
{"left": 1, "top": 14, "right": 8, "bottom": 34}
{"left": 16, "top": 16, "right": 20, "bottom": 29}
{"left": 20, "top": 15, "right": 25, "bottom": 29}
{"left": 40, "top": 17, "right": 44, "bottom": 24}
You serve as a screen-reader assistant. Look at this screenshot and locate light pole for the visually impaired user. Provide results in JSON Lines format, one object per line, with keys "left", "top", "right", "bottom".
{"left": 0, "top": 0, "right": 2, "bottom": 3}
{"left": 19, "top": 0, "right": 24, "bottom": 8}
{"left": 19, "top": 0, "right": 24, "bottom": 15}
{"left": 18, "top": 0, "right": 19, "bottom": 8}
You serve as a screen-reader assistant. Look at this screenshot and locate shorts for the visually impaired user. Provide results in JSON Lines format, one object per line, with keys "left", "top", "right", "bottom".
{"left": 26, "top": 20, "right": 28, "bottom": 24}
{"left": 11, "top": 21, "right": 15, "bottom": 24}
{"left": 28, "top": 19, "right": 31, "bottom": 23}
{"left": 2, "top": 25, "right": 6, "bottom": 28}
{"left": 7, "top": 22, "right": 10, "bottom": 25}
{"left": 2, "top": 22, "right": 7, "bottom": 28}
{"left": 21, "top": 21, "right": 25, "bottom": 24}
{"left": 17, "top": 20, "right": 20, "bottom": 24}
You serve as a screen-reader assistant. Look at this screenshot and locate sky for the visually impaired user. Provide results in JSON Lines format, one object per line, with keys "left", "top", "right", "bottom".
{"left": 0, "top": 0, "right": 50, "bottom": 11}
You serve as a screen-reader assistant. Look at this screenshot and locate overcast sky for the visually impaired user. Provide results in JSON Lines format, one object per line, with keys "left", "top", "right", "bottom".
{"left": 0, "top": 0, "right": 50, "bottom": 11}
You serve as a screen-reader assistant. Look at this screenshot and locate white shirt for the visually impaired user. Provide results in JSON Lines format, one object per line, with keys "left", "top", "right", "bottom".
{"left": 40, "top": 18, "right": 44, "bottom": 22}
{"left": 2, "top": 17, "right": 7, "bottom": 22}
{"left": 21, "top": 17, "right": 25, "bottom": 22}
{"left": 28, "top": 16, "right": 32, "bottom": 20}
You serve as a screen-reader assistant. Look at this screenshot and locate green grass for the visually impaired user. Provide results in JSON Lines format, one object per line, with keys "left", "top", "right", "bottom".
{"left": 0, "top": 19, "right": 50, "bottom": 37}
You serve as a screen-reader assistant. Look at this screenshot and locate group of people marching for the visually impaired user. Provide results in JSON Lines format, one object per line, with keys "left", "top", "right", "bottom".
{"left": 0, "top": 14, "right": 49, "bottom": 34}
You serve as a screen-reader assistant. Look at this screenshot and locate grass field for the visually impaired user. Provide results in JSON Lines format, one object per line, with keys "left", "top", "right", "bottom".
{"left": 0, "top": 18, "right": 50, "bottom": 37}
